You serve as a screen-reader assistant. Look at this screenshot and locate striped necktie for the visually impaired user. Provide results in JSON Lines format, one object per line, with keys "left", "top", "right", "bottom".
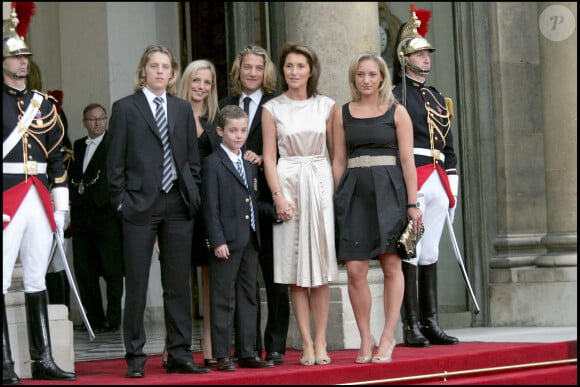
{"left": 154, "top": 97, "right": 174, "bottom": 193}
{"left": 236, "top": 159, "right": 256, "bottom": 231}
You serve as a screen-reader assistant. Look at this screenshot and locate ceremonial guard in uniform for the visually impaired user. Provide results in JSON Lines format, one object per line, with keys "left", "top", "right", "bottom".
{"left": 393, "top": 5, "right": 459, "bottom": 348}
{"left": 2, "top": 3, "right": 76, "bottom": 383}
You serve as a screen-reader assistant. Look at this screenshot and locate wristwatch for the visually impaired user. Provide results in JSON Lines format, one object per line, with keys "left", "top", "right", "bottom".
{"left": 407, "top": 202, "right": 420, "bottom": 208}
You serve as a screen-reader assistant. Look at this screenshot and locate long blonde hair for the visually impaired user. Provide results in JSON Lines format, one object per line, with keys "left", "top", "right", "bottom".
{"left": 134, "top": 44, "right": 180, "bottom": 95}
{"left": 348, "top": 51, "right": 395, "bottom": 107}
{"left": 177, "top": 59, "right": 219, "bottom": 123}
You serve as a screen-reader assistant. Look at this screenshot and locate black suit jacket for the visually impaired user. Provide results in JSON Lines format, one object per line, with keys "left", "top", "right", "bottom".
{"left": 106, "top": 91, "right": 201, "bottom": 225}
{"left": 70, "top": 132, "right": 115, "bottom": 231}
{"left": 202, "top": 146, "right": 261, "bottom": 251}
{"left": 218, "top": 93, "right": 276, "bottom": 155}
{"left": 218, "top": 93, "right": 278, "bottom": 223}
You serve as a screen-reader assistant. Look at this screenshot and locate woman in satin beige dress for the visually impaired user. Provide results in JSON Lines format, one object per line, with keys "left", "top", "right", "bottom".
{"left": 262, "top": 42, "right": 338, "bottom": 366}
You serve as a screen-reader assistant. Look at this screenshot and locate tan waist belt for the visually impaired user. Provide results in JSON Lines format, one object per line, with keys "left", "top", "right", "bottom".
{"left": 3, "top": 161, "right": 47, "bottom": 175}
{"left": 413, "top": 147, "right": 445, "bottom": 162}
{"left": 348, "top": 155, "right": 396, "bottom": 168}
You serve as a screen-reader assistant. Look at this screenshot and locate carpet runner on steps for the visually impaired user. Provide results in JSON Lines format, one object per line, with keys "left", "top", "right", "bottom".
{"left": 18, "top": 340, "right": 576, "bottom": 385}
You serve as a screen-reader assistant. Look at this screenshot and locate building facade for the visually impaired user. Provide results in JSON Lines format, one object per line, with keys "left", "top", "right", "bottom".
{"left": 6, "top": 2, "right": 576, "bottom": 366}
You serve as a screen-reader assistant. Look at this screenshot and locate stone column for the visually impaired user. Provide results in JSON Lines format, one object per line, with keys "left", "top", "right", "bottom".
{"left": 535, "top": 2, "right": 577, "bottom": 268}
{"left": 283, "top": 2, "right": 380, "bottom": 106}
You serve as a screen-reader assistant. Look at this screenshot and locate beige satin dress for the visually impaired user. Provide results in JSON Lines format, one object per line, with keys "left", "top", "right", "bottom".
{"left": 263, "top": 93, "right": 338, "bottom": 287}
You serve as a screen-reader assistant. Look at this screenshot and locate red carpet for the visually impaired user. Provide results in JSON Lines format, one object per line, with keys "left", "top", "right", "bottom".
{"left": 19, "top": 341, "right": 576, "bottom": 385}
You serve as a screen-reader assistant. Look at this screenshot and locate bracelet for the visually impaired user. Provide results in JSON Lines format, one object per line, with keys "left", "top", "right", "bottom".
{"left": 272, "top": 191, "right": 282, "bottom": 198}
{"left": 407, "top": 202, "right": 419, "bottom": 208}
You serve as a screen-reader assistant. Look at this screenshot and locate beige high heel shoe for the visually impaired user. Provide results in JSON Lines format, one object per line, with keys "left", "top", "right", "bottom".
{"left": 315, "top": 344, "right": 331, "bottom": 365}
{"left": 372, "top": 339, "right": 396, "bottom": 363}
{"left": 355, "top": 336, "right": 376, "bottom": 364}
{"left": 300, "top": 344, "right": 315, "bottom": 366}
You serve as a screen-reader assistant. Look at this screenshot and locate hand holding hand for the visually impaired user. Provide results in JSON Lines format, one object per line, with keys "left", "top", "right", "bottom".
{"left": 274, "top": 195, "right": 295, "bottom": 221}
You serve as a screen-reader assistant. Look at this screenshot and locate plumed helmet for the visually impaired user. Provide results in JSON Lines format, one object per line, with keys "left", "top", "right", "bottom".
{"left": 396, "top": 4, "right": 435, "bottom": 63}
{"left": 3, "top": 2, "right": 34, "bottom": 58}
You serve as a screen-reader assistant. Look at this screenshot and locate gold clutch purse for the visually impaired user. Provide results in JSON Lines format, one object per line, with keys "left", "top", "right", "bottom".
{"left": 397, "top": 220, "right": 425, "bottom": 260}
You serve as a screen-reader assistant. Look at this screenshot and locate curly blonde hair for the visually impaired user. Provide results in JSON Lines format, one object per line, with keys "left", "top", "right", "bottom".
{"left": 229, "top": 45, "right": 277, "bottom": 96}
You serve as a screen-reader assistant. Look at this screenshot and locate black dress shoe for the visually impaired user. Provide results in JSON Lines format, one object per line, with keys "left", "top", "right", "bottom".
{"left": 265, "top": 352, "right": 284, "bottom": 365}
{"left": 166, "top": 360, "right": 212, "bottom": 374}
{"left": 238, "top": 356, "right": 275, "bottom": 368}
{"left": 216, "top": 357, "right": 236, "bottom": 372}
{"left": 125, "top": 366, "right": 144, "bottom": 378}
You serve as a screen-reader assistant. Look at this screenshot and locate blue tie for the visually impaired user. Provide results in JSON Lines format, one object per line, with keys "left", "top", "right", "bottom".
{"left": 236, "top": 159, "right": 256, "bottom": 231}
{"left": 154, "top": 97, "right": 174, "bottom": 193}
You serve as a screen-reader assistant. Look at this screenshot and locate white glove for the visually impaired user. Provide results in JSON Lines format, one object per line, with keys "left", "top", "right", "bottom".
{"left": 448, "top": 196, "right": 457, "bottom": 223}
{"left": 447, "top": 174, "right": 459, "bottom": 223}
{"left": 54, "top": 210, "right": 67, "bottom": 234}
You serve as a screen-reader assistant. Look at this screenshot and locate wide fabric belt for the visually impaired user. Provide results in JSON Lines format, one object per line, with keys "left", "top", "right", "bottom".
{"left": 413, "top": 147, "right": 445, "bottom": 162}
{"left": 347, "top": 155, "right": 396, "bottom": 168}
{"left": 3, "top": 161, "right": 48, "bottom": 175}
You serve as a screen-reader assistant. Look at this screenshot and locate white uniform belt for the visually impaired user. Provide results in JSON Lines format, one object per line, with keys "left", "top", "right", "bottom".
{"left": 348, "top": 155, "right": 396, "bottom": 168}
{"left": 3, "top": 161, "right": 47, "bottom": 175}
{"left": 413, "top": 147, "right": 445, "bottom": 162}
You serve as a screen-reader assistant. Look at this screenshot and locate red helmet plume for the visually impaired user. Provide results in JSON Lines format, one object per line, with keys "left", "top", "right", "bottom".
{"left": 415, "top": 8, "right": 432, "bottom": 38}
{"left": 14, "top": 2, "right": 36, "bottom": 37}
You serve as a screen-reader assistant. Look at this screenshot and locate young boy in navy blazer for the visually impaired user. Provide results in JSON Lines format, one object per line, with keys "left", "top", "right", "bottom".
{"left": 202, "top": 105, "right": 274, "bottom": 371}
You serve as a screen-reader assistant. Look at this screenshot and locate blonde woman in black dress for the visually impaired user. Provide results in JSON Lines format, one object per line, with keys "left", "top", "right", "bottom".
{"left": 332, "top": 51, "right": 422, "bottom": 363}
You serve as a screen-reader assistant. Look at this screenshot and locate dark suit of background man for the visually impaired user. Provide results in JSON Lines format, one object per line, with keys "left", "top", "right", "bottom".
{"left": 70, "top": 103, "right": 124, "bottom": 334}
{"left": 218, "top": 44, "right": 288, "bottom": 365}
{"left": 106, "top": 44, "right": 211, "bottom": 378}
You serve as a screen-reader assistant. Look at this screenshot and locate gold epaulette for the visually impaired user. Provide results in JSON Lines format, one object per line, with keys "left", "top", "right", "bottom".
{"left": 445, "top": 97, "right": 454, "bottom": 121}
{"left": 31, "top": 90, "right": 61, "bottom": 108}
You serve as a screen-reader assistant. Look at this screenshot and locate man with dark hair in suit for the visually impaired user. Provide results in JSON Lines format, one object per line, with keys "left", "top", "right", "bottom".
{"left": 106, "top": 44, "right": 211, "bottom": 378}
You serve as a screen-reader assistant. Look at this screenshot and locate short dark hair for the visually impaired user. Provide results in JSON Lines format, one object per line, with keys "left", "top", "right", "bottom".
{"left": 217, "top": 104, "right": 248, "bottom": 129}
{"left": 82, "top": 103, "right": 107, "bottom": 119}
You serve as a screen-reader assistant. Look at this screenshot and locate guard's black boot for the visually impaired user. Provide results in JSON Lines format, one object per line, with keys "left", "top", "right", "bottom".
{"left": 418, "top": 263, "right": 459, "bottom": 345}
{"left": 401, "top": 262, "right": 430, "bottom": 347}
{"left": 25, "top": 291, "right": 76, "bottom": 381}
{"left": 3, "top": 295, "right": 21, "bottom": 385}
{"left": 45, "top": 270, "right": 70, "bottom": 308}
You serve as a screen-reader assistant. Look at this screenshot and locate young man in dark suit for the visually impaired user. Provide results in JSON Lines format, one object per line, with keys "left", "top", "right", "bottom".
{"left": 69, "top": 103, "right": 124, "bottom": 334}
{"left": 219, "top": 44, "right": 288, "bottom": 365}
{"left": 105, "top": 44, "right": 211, "bottom": 378}
{"left": 202, "top": 105, "right": 274, "bottom": 372}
